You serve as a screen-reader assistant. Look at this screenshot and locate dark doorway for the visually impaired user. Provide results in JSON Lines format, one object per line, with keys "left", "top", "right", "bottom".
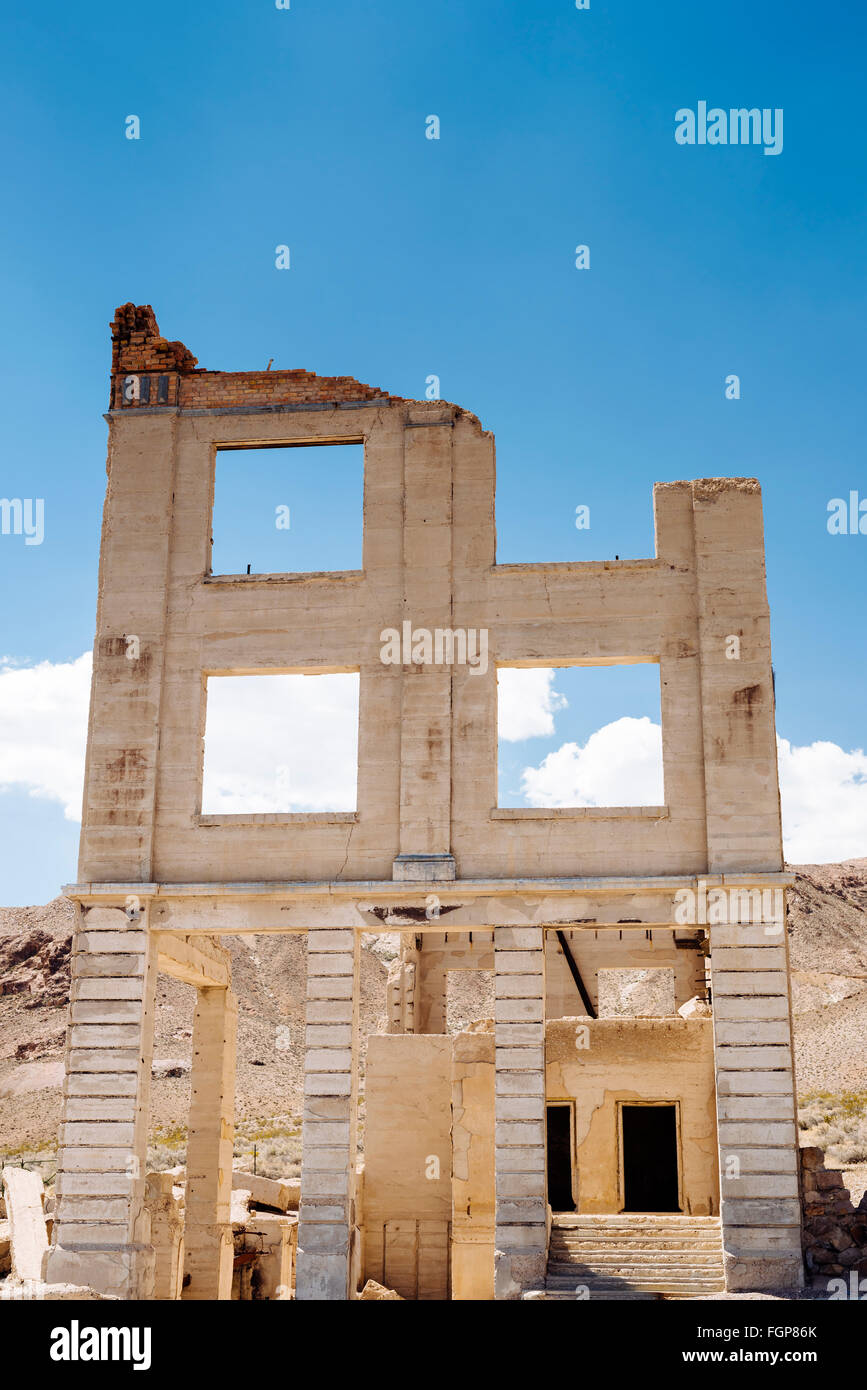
{"left": 621, "top": 1104, "right": 680, "bottom": 1212}
{"left": 546, "top": 1105, "right": 575, "bottom": 1211}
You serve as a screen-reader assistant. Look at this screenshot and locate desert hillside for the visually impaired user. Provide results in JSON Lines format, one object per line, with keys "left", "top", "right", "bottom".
{"left": 1, "top": 860, "right": 865, "bottom": 1183}
{"left": 786, "top": 860, "right": 867, "bottom": 1091}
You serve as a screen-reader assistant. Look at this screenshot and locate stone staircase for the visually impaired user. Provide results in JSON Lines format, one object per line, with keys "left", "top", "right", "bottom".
{"left": 545, "top": 1214, "right": 726, "bottom": 1300}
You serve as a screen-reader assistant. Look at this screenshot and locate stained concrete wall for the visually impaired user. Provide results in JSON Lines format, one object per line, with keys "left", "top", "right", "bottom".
{"left": 80, "top": 310, "right": 783, "bottom": 887}
{"left": 362, "top": 1028, "right": 498, "bottom": 1301}
{"left": 361, "top": 1035, "right": 452, "bottom": 1299}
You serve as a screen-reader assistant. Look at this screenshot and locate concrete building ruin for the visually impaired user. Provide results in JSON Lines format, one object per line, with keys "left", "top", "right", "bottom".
{"left": 44, "top": 304, "right": 803, "bottom": 1299}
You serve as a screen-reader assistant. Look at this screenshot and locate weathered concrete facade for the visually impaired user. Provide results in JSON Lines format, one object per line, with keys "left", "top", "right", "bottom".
{"left": 46, "top": 304, "right": 802, "bottom": 1298}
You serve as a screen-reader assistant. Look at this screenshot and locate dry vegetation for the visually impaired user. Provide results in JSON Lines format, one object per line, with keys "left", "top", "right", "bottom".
{"left": 798, "top": 1091, "right": 867, "bottom": 1165}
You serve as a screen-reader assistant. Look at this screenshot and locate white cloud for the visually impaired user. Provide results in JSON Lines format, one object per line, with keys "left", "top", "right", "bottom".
{"left": 519, "top": 716, "right": 664, "bottom": 807}
{"left": 497, "top": 667, "right": 567, "bottom": 741}
{"left": 777, "top": 736, "right": 867, "bottom": 863}
{"left": 0, "top": 655, "right": 359, "bottom": 820}
{"left": 517, "top": 721, "right": 867, "bottom": 861}
{"left": 201, "top": 673, "right": 359, "bottom": 813}
{"left": 0, "top": 652, "right": 91, "bottom": 818}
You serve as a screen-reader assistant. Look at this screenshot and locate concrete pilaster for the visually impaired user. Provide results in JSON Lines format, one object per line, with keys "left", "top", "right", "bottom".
{"left": 396, "top": 419, "right": 454, "bottom": 863}
{"left": 78, "top": 409, "right": 177, "bottom": 884}
{"left": 493, "top": 925, "right": 547, "bottom": 1299}
{"left": 296, "top": 928, "right": 360, "bottom": 1300}
{"left": 182, "top": 985, "right": 237, "bottom": 1300}
{"left": 710, "top": 918, "right": 804, "bottom": 1290}
{"left": 44, "top": 903, "right": 157, "bottom": 1299}
{"left": 692, "top": 479, "right": 783, "bottom": 873}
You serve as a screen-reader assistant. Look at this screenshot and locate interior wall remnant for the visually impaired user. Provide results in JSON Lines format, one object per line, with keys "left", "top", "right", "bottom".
{"left": 361, "top": 1034, "right": 452, "bottom": 1299}
{"left": 546, "top": 1018, "right": 719, "bottom": 1216}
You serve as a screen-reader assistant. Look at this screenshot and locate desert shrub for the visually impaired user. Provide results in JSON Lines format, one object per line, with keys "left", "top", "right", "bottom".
{"left": 831, "top": 1142, "right": 867, "bottom": 1165}
{"left": 799, "top": 1091, "right": 867, "bottom": 1165}
{"left": 231, "top": 1115, "right": 302, "bottom": 1178}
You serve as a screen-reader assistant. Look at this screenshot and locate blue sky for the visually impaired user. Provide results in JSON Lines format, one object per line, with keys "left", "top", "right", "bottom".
{"left": 1, "top": 0, "right": 865, "bottom": 902}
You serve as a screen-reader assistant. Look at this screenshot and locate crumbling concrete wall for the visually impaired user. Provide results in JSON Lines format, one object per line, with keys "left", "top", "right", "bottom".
{"left": 232, "top": 1213, "right": 297, "bottom": 1300}
{"left": 81, "top": 308, "right": 783, "bottom": 889}
{"left": 144, "top": 1171, "right": 184, "bottom": 1300}
{"left": 2, "top": 1166, "right": 48, "bottom": 1283}
{"left": 546, "top": 1017, "right": 719, "bottom": 1215}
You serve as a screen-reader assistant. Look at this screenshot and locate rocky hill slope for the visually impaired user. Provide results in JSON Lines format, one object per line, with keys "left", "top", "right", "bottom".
{"left": 786, "top": 859, "right": 867, "bottom": 1093}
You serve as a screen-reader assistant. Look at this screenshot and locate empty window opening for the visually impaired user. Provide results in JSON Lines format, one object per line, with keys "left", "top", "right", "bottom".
{"left": 546, "top": 1104, "right": 576, "bottom": 1212}
{"left": 621, "top": 1104, "right": 680, "bottom": 1213}
{"left": 497, "top": 663, "right": 663, "bottom": 808}
{"left": 211, "top": 442, "right": 363, "bottom": 576}
{"left": 201, "top": 673, "right": 359, "bottom": 814}
{"left": 445, "top": 969, "right": 495, "bottom": 1034}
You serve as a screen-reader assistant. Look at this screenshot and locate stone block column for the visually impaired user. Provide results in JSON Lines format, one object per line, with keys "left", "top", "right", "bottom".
{"left": 45, "top": 903, "right": 157, "bottom": 1299}
{"left": 296, "top": 927, "right": 360, "bottom": 1300}
{"left": 493, "top": 925, "right": 547, "bottom": 1299}
{"left": 710, "top": 918, "right": 804, "bottom": 1290}
{"left": 182, "top": 985, "right": 237, "bottom": 1300}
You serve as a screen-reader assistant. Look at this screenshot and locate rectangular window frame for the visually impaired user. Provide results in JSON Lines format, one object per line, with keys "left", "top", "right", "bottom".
{"left": 196, "top": 665, "right": 361, "bottom": 826}
{"left": 207, "top": 436, "right": 366, "bottom": 582}
{"left": 494, "top": 657, "right": 668, "bottom": 820}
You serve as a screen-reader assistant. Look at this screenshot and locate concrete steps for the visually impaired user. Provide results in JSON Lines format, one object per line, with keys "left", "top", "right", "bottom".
{"left": 552, "top": 1214, "right": 721, "bottom": 1231}
{"left": 545, "top": 1214, "right": 726, "bottom": 1300}
{"left": 544, "top": 1284, "right": 661, "bottom": 1295}
{"left": 550, "top": 1242, "right": 723, "bottom": 1255}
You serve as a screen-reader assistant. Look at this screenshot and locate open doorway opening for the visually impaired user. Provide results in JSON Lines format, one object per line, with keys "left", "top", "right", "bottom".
{"left": 546, "top": 1103, "right": 576, "bottom": 1212}
{"left": 620, "top": 1103, "right": 680, "bottom": 1212}
{"left": 445, "top": 967, "right": 495, "bottom": 1033}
